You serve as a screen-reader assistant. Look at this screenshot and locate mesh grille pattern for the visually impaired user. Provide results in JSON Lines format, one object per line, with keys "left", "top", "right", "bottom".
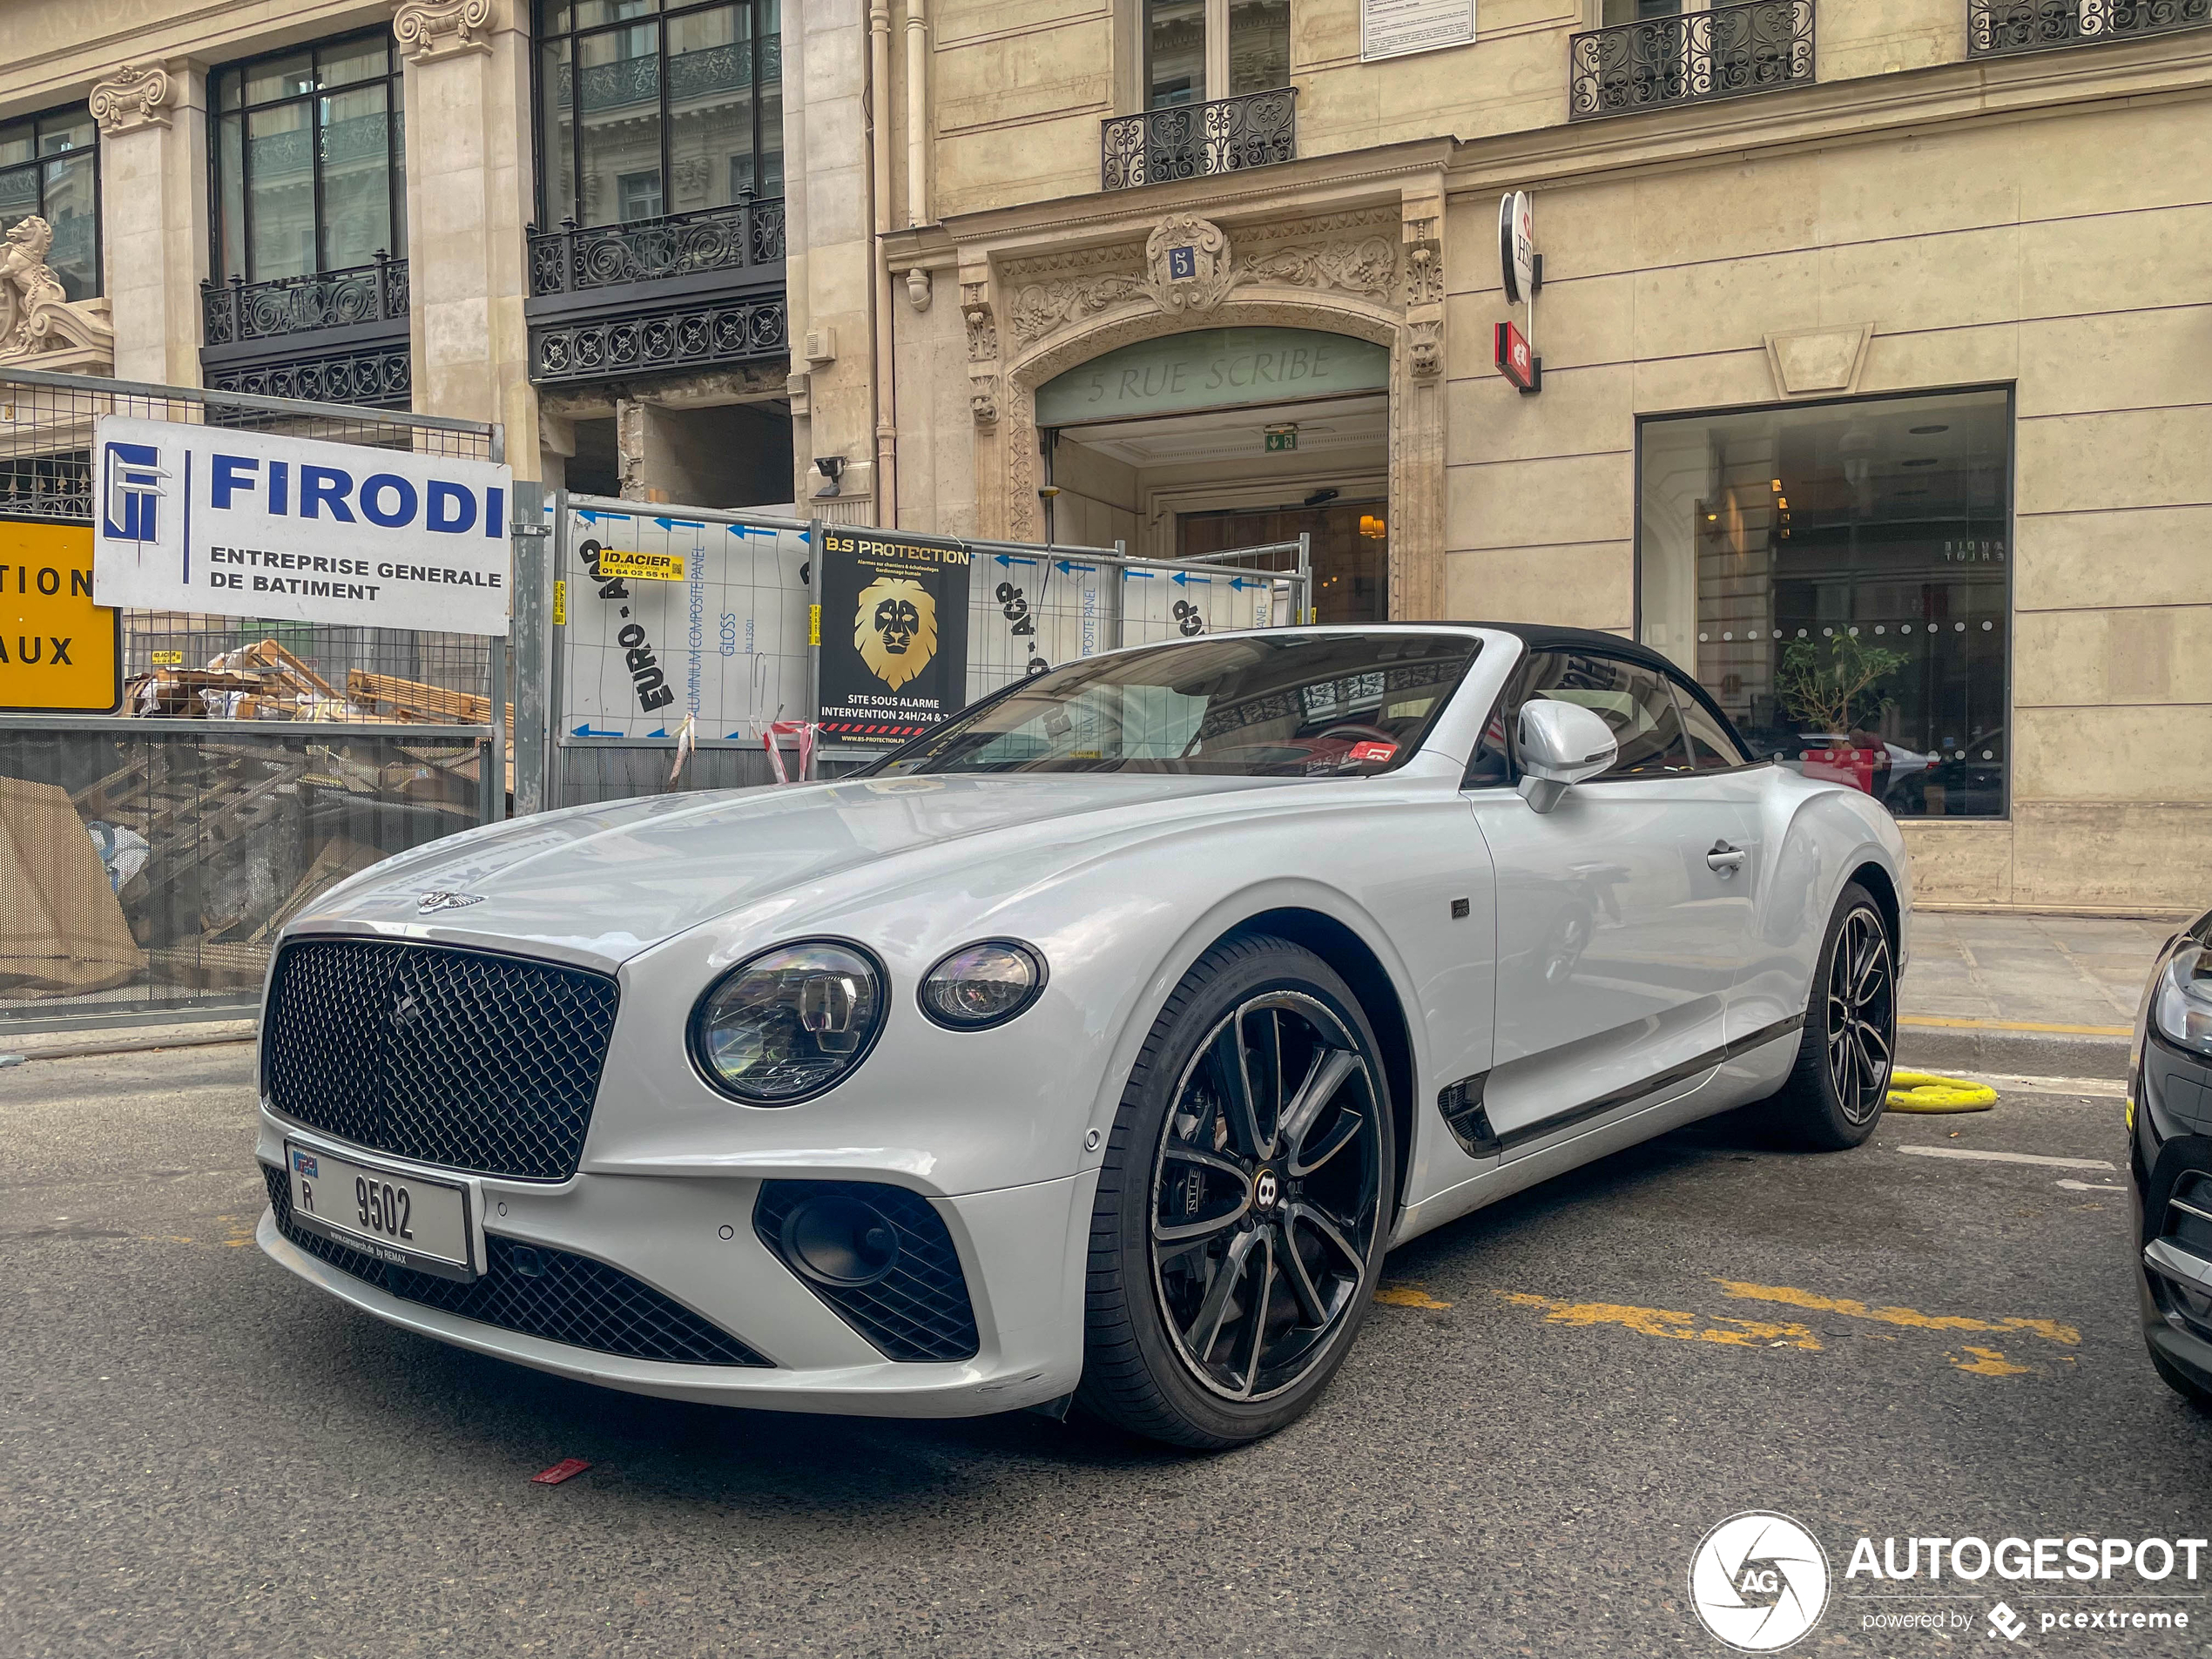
{"left": 263, "top": 939, "right": 621, "bottom": 1181}
{"left": 755, "top": 1180, "right": 981, "bottom": 1362}
{"left": 261, "top": 1163, "right": 768, "bottom": 1366}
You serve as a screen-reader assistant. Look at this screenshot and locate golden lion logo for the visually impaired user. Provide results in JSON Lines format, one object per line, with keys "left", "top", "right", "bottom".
{"left": 853, "top": 576, "right": 937, "bottom": 691}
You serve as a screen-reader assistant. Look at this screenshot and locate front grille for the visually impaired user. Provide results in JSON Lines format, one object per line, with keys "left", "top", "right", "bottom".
{"left": 263, "top": 938, "right": 621, "bottom": 1181}
{"left": 755, "top": 1180, "right": 981, "bottom": 1362}
{"left": 260, "top": 1163, "right": 769, "bottom": 1367}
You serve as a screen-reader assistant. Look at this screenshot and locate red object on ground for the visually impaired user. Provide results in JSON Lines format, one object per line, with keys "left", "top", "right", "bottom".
{"left": 531, "top": 1458, "right": 592, "bottom": 1486}
{"left": 1348, "top": 741, "right": 1397, "bottom": 764}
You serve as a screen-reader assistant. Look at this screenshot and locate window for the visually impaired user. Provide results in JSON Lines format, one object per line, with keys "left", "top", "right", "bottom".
{"left": 1675, "top": 682, "right": 1750, "bottom": 770}
{"left": 0, "top": 107, "right": 98, "bottom": 300}
{"left": 539, "top": 0, "right": 784, "bottom": 231}
{"left": 1144, "top": 0, "right": 1291, "bottom": 108}
{"left": 212, "top": 32, "right": 407, "bottom": 283}
{"left": 1639, "top": 388, "right": 2012, "bottom": 819}
{"left": 1521, "top": 651, "right": 1694, "bottom": 778}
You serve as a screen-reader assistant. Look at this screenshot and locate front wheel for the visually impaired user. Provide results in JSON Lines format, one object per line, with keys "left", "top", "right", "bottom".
{"left": 1076, "top": 935, "right": 1395, "bottom": 1449}
{"left": 1765, "top": 882, "right": 1897, "bottom": 1150}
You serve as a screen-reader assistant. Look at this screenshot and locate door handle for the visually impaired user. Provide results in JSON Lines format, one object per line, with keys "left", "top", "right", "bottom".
{"left": 1706, "top": 840, "right": 1747, "bottom": 876}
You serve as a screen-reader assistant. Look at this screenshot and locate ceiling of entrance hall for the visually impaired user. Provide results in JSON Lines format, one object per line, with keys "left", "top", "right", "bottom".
{"left": 1055, "top": 394, "right": 1386, "bottom": 469}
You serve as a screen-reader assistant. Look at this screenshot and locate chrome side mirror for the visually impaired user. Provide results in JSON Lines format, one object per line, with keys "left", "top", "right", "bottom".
{"left": 1516, "top": 700, "right": 1617, "bottom": 813}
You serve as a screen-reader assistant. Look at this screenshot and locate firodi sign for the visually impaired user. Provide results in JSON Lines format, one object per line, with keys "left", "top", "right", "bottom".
{"left": 91, "top": 415, "right": 513, "bottom": 636}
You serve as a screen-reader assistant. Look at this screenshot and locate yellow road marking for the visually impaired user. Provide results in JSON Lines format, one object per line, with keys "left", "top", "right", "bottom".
{"left": 1711, "top": 1279, "right": 2080, "bottom": 1346}
{"left": 1899, "top": 1015, "right": 2130, "bottom": 1037}
{"left": 1950, "top": 1346, "right": 2030, "bottom": 1377}
{"left": 1496, "top": 1291, "right": 1821, "bottom": 1351}
{"left": 1377, "top": 1284, "right": 1453, "bottom": 1310}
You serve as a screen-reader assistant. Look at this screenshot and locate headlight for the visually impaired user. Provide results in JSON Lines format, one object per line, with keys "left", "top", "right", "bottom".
{"left": 691, "top": 941, "right": 887, "bottom": 1104}
{"left": 919, "top": 940, "right": 1046, "bottom": 1029}
{"left": 2152, "top": 943, "right": 2212, "bottom": 1057}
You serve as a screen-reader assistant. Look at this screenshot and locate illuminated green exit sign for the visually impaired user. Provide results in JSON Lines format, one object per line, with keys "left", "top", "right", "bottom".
{"left": 1264, "top": 426, "right": 1298, "bottom": 453}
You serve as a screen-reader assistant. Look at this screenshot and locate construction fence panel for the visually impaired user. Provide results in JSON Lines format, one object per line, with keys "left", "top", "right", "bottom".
{"left": 0, "top": 368, "right": 501, "bottom": 1029}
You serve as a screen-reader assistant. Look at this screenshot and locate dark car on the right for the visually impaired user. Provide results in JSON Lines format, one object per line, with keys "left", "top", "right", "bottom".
{"left": 2131, "top": 905, "right": 2212, "bottom": 1408}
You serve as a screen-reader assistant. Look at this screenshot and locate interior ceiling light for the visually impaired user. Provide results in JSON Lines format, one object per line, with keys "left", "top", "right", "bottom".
{"left": 1777, "top": 497, "right": 1789, "bottom": 510}
{"left": 1770, "top": 478, "right": 1783, "bottom": 492}
{"left": 1909, "top": 424, "right": 1949, "bottom": 435}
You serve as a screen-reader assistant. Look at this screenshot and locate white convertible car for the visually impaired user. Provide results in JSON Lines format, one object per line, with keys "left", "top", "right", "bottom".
{"left": 254, "top": 624, "right": 1908, "bottom": 1447}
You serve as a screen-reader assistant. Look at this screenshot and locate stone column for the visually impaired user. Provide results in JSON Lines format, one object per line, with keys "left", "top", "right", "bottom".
{"left": 1393, "top": 184, "right": 1448, "bottom": 621}
{"left": 392, "top": 0, "right": 539, "bottom": 474}
{"left": 89, "top": 62, "right": 206, "bottom": 387}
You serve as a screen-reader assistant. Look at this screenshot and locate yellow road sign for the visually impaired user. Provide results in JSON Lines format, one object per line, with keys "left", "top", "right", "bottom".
{"left": 597, "top": 549, "right": 686, "bottom": 582}
{"left": 0, "top": 518, "right": 119, "bottom": 713}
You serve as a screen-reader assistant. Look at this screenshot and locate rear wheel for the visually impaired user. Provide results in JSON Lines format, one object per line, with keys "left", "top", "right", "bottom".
{"left": 1076, "top": 935, "right": 1394, "bottom": 1449}
{"left": 1767, "top": 882, "right": 1896, "bottom": 1150}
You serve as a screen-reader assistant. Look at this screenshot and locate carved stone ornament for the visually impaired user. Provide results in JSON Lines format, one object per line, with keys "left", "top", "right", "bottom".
{"left": 1007, "top": 274, "right": 1141, "bottom": 347}
{"left": 1406, "top": 318, "right": 1442, "bottom": 381}
{"left": 962, "top": 293, "right": 999, "bottom": 362}
{"left": 1402, "top": 216, "right": 1444, "bottom": 309}
{"left": 88, "top": 64, "right": 173, "bottom": 135}
{"left": 0, "top": 218, "right": 116, "bottom": 368}
{"left": 969, "top": 383, "right": 998, "bottom": 426}
{"left": 1244, "top": 236, "right": 1399, "bottom": 305}
{"left": 392, "top": 0, "right": 496, "bottom": 61}
{"left": 1143, "top": 213, "right": 1239, "bottom": 314}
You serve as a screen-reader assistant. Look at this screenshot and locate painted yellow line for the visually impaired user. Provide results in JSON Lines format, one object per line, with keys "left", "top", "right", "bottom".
{"left": 1495, "top": 1291, "right": 1821, "bottom": 1350}
{"left": 1712, "top": 1280, "right": 2079, "bottom": 1346}
{"left": 1900, "top": 1015, "right": 2131, "bottom": 1037}
{"left": 1950, "top": 1346, "right": 2030, "bottom": 1377}
{"left": 1376, "top": 1284, "right": 1452, "bottom": 1310}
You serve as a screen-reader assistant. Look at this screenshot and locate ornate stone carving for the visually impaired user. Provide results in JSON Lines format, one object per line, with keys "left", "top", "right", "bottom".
{"left": 969, "top": 386, "right": 998, "bottom": 427}
{"left": 1406, "top": 317, "right": 1442, "bottom": 381}
{"left": 1244, "top": 236, "right": 1399, "bottom": 303}
{"left": 906, "top": 267, "right": 933, "bottom": 313}
{"left": 1006, "top": 274, "right": 1142, "bottom": 347}
{"left": 0, "top": 218, "right": 115, "bottom": 368}
{"left": 1143, "top": 212, "right": 1240, "bottom": 314}
{"left": 88, "top": 64, "right": 173, "bottom": 135}
{"left": 962, "top": 291, "right": 999, "bottom": 361}
{"left": 1402, "top": 216, "right": 1443, "bottom": 308}
{"left": 392, "top": 0, "right": 496, "bottom": 62}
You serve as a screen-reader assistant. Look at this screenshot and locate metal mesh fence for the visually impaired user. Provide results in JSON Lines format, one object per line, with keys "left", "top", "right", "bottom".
{"left": 1, "top": 368, "right": 497, "bottom": 725}
{"left": 0, "top": 368, "right": 502, "bottom": 1028}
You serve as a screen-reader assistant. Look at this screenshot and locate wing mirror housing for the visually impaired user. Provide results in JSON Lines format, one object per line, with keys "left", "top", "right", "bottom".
{"left": 1515, "top": 700, "right": 1617, "bottom": 813}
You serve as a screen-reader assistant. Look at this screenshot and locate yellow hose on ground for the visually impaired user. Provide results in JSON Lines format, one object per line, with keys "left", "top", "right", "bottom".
{"left": 1886, "top": 1070, "right": 1999, "bottom": 1113}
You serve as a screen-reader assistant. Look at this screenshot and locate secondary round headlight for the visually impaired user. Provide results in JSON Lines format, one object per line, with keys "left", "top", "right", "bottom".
{"left": 2153, "top": 944, "right": 2212, "bottom": 1058}
{"left": 920, "top": 940, "right": 1046, "bottom": 1029}
{"left": 691, "top": 941, "right": 886, "bottom": 1104}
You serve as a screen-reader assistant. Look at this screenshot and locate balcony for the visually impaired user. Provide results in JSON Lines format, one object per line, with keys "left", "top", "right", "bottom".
{"left": 1101, "top": 87, "right": 1298, "bottom": 192}
{"left": 1968, "top": 0, "right": 2209, "bottom": 55}
{"left": 1568, "top": 0, "right": 1815, "bottom": 121}
{"left": 525, "top": 199, "right": 788, "bottom": 387}
{"left": 199, "top": 256, "right": 411, "bottom": 408}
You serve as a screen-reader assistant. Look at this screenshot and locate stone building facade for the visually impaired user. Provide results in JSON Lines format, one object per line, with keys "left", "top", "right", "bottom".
{"left": 2, "top": 0, "right": 2208, "bottom": 908}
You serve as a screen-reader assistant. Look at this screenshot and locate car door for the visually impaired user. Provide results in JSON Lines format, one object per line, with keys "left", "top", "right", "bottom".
{"left": 1462, "top": 648, "right": 1763, "bottom": 1157}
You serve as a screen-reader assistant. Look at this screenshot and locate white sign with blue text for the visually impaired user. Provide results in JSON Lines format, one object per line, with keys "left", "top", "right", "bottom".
{"left": 90, "top": 415, "right": 515, "bottom": 637}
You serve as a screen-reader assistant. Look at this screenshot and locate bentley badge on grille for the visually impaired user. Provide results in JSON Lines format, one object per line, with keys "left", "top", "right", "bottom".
{"left": 416, "top": 890, "right": 486, "bottom": 914}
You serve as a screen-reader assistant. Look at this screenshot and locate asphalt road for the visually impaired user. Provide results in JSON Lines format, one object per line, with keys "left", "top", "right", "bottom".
{"left": 5, "top": 1043, "right": 2209, "bottom": 1658}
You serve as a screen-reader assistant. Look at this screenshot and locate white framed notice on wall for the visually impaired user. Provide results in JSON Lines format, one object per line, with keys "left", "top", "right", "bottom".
{"left": 1360, "top": 0, "right": 1476, "bottom": 62}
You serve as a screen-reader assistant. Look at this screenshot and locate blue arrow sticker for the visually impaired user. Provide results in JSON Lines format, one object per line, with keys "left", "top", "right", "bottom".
{"left": 653, "top": 517, "right": 705, "bottom": 531}
{"left": 571, "top": 723, "right": 624, "bottom": 736}
{"left": 1125, "top": 569, "right": 1157, "bottom": 579}
{"left": 575, "top": 510, "right": 632, "bottom": 524}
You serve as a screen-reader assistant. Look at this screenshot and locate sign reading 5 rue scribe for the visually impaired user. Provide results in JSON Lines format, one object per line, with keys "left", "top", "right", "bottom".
{"left": 1, "top": 518, "right": 120, "bottom": 713}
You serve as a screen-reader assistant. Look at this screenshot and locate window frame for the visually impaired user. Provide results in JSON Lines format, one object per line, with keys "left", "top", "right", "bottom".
{"left": 533, "top": 0, "right": 783, "bottom": 231}
{"left": 0, "top": 104, "right": 101, "bottom": 301}
{"left": 1142, "top": 0, "right": 1291, "bottom": 109}
{"left": 1630, "top": 381, "right": 2018, "bottom": 820}
{"left": 1462, "top": 644, "right": 1757, "bottom": 790}
{"left": 207, "top": 28, "right": 408, "bottom": 285}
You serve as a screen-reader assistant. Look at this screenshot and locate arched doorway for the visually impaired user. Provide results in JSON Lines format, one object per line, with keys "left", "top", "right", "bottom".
{"left": 1035, "top": 326, "right": 1393, "bottom": 623}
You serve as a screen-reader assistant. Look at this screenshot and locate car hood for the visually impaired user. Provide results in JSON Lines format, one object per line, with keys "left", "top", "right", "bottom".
{"left": 291, "top": 772, "right": 1298, "bottom": 962}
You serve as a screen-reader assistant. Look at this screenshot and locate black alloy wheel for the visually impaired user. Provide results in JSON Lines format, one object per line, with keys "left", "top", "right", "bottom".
{"left": 1769, "top": 880, "right": 1896, "bottom": 1150}
{"left": 1078, "top": 935, "right": 1394, "bottom": 1447}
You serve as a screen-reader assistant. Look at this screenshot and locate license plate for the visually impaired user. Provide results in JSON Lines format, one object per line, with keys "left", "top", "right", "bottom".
{"left": 284, "top": 1141, "right": 475, "bottom": 1282}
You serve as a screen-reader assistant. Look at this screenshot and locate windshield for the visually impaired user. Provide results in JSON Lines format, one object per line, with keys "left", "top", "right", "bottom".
{"left": 868, "top": 631, "right": 1480, "bottom": 778}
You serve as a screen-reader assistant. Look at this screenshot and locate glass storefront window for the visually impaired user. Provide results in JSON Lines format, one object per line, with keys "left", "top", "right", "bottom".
{"left": 1638, "top": 388, "right": 2011, "bottom": 819}
{"left": 539, "top": 0, "right": 784, "bottom": 228}
{"left": 0, "top": 107, "right": 99, "bottom": 301}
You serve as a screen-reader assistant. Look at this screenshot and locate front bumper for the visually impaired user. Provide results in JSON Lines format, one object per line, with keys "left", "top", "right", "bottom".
{"left": 2129, "top": 1032, "right": 2212, "bottom": 1399}
{"left": 255, "top": 1112, "right": 1092, "bottom": 1417}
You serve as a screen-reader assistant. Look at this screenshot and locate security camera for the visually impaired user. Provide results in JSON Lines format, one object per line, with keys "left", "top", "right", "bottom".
{"left": 813, "top": 455, "right": 846, "bottom": 499}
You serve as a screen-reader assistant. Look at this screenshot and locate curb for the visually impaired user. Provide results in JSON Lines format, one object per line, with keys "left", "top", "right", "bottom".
{"left": 1, "top": 1020, "right": 259, "bottom": 1064}
{"left": 1897, "top": 1023, "right": 2132, "bottom": 1083}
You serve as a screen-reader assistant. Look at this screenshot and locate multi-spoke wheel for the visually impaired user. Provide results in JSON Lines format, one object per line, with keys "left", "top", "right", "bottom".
{"left": 1767, "top": 882, "right": 1896, "bottom": 1150}
{"left": 1078, "top": 935, "right": 1394, "bottom": 1447}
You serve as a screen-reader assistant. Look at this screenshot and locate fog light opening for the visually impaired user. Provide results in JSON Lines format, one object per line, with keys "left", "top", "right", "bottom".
{"left": 779, "top": 1195, "right": 900, "bottom": 1287}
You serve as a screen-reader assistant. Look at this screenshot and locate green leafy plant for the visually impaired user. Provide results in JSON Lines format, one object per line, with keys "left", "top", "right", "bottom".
{"left": 1775, "top": 632, "right": 1906, "bottom": 736}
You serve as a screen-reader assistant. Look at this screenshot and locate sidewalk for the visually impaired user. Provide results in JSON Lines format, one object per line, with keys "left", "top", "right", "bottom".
{"left": 1898, "top": 911, "right": 2182, "bottom": 1081}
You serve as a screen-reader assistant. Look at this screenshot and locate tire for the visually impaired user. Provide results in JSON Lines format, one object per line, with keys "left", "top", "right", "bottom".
{"left": 1765, "top": 882, "right": 1897, "bottom": 1151}
{"left": 2149, "top": 1344, "right": 2212, "bottom": 1413}
{"left": 1076, "top": 934, "right": 1396, "bottom": 1449}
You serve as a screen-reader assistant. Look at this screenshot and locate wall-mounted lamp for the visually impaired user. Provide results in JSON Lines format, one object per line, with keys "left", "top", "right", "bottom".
{"left": 813, "top": 455, "right": 846, "bottom": 499}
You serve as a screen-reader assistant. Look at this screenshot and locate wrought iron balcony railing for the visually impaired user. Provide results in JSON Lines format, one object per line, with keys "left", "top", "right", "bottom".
{"left": 1101, "top": 87, "right": 1297, "bottom": 191}
{"left": 1968, "top": 0, "right": 2209, "bottom": 54}
{"left": 1568, "top": 0, "right": 1815, "bottom": 121}
{"left": 528, "top": 199, "right": 786, "bottom": 297}
{"left": 200, "top": 254, "right": 410, "bottom": 347}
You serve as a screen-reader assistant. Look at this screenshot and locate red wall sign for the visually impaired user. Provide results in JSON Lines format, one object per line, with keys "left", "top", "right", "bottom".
{"left": 1494, "top": 320, "right": 1540, "bottom": 394}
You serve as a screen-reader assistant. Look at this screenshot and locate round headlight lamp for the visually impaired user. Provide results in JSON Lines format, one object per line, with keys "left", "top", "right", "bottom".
{"left": 920, "top": 940, "right": 1046, "bottom": 1030}
{"left": 691, "top": 940, "right": 886, "bottom": 1104}
{"left": 2153, "top": 943, "right": 2212, "bottom": 1058}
